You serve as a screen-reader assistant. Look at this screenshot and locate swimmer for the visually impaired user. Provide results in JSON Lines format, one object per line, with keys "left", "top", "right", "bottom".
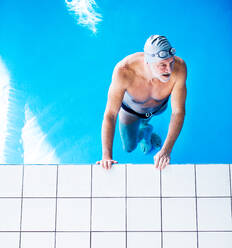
{"left": 96, "top": 35, "right": 187, "bottom": 170}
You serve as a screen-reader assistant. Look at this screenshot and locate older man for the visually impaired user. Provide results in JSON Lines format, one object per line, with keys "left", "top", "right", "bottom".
{"left": 97, "top": 35, "right": 187, "bottom": 170}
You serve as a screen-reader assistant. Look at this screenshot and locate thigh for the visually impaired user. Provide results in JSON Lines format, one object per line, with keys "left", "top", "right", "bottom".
{"left": 118, "top": 107, "right": 141, "bottom": 145}
{"left": 118, "top": 107, "right": 140, "bottom": 124}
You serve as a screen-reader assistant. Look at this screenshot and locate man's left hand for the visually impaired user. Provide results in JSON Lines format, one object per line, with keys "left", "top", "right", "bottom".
{"left": 153, "top": 149, "right": 171, "bottom": 170}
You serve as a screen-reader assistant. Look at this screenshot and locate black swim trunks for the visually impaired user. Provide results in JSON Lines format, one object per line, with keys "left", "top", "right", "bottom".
{"left": 121, "top": 95, "right": 170, "bottom": 119}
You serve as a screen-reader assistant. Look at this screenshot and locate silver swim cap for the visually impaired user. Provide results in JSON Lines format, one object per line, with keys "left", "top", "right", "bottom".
{"left": 144, "top": 35, "right": 176, "bottom": 64}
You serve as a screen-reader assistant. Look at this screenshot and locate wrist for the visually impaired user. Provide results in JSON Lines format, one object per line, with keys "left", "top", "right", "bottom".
{"left": 102, "top": 149, "right": 112, "bottom": 159}
{"left": 161, "top": 146, "right": 172, "bottom": 155}
{"left": 102, "top": 154, "right": 112, "bottom": 160}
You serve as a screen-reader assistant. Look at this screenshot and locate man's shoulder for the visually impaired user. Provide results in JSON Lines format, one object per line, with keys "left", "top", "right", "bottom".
{"left": 118, "top": 52, "right": 143, "bottom": 64}
{"left": 172, "top": 56, "right": 187, "bottom": 90}
{"left": 175, "top": 56, "right": 187, "bottom": 72}
{"left": 110, "top": 55, "right": 137, "bottom": 89}
{"left": 114, "top": 52, "right": 143, "bottom": 77}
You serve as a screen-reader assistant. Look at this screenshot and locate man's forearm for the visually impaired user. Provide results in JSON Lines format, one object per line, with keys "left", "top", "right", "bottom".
{"left": 162, "top": 112, "right": 185, "bottom": 153}
{"left": 101, "top": 116, "right": 117, "bottom": 159}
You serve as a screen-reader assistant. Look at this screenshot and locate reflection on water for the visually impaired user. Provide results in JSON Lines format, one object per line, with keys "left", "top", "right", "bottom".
{"left": 0, "top": 58, "right": 59, "bottom": 164}
{"left": 0, "top": 58, "right": 24, "bottom": 164}
{"left": 22, "top": 105, "right": 60, "bottom": 164}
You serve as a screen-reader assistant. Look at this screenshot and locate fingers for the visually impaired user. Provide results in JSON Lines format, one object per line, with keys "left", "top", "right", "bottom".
{"left": 160, "top": 157, "right": 168, "bottom": 170}
{"left": 103, "top": 160, "right": 114, "bottom": 170}
{"left": 162, "top": 157, "right": 170, "bottom": 169}
{"left": 158, "top": 156, "right": 165, "bottom": 170}
{"left": 104, "top": 160, "right": 111, "bottom": 170}
{"left": 95, "top": 159, "right": 118, "bottom": 170}
{"left": 154, "top": 152, "right": 170, "bottom": 170}
{"left": 154, "top": 154, "right": 160, "bottom": 168}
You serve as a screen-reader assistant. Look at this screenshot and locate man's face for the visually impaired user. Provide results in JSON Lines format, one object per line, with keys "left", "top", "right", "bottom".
{"left": 149, "top": 57, "right": 175, "bottom": 82}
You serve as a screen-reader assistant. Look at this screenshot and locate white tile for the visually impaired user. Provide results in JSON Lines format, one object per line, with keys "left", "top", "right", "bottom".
{"left": 197, "top": 198, "right": 232, "bottom": 231}
{"left": 92, "top": 164, "right": 125, "bottom": 197}
{"left": 162, "top": 198, "right": 196, "bottom": 231}
{"left": 0, "top": 232, "right": 20, "bottom": 248}
{"left": 127, "top": 164, "right": 160, "bottom": 197}
{"left": 21, "top": 232, "right": 54, "bottom": 248}
{"left": 127, "top": 198, "right": 161, "bottom": 231}
{"left": 56, "top": 198, "right": 90, "bottom": 231}
{"left": 92, "top": 198, "right": 125, "bottom": 231}
{"left": 198, "top": 232, "right": 232, "bottom": 248}
{"left": 23, "top": 165, "right": 57, "bottom": 197}
{"left": 127, "top": 232, "right": 161, "bottom": 248}
{"left": 56, "top": 232, "right": 90, "bottom": 248}
{"left": 92, "top": 232, "right": 125, "bottom": 248}
{"left": 0, "top": 199, "right": 21, "bottom": 231}
{"left": 163, "top": 232, "right": 197, "bottom": 248}
{"left": 58, "top": 165, "right": 91, "bottom": 197}
{"left": 21, "top": 199, "right": 56, "bottom": 231}
{"left": 230, "top": 164, "right": 232, "bottom": 193}
{"left": 196, "top": 164, "right": 230, "bottom": 196}
{"left": 0, "top": 165, "right": 22, "bottom": 197}
{"left": 162, "top": 164, "right": 195, "bottom": 197}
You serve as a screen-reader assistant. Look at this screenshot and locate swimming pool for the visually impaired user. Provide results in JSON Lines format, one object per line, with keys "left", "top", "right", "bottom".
{"left": 0, "top": 0, "right": 231, "bottom": 164}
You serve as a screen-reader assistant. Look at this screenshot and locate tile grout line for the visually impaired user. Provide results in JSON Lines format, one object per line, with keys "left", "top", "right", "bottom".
{"left": 54, "top": 164, "right": 59, "bottom": 248}
{"left": 90, "top": 164, "right": 93, "bottom": 248}
{"left": 19, "top": 164, "right": 25, "bottom": 248}
{"left": 229, "top": 164, "right": 232, "bottom": 219}
{"left": 160, "top": 168, "right": 163, "bottom": 248}
{"left": 1, "top": 230, "right": 232, "bottom": 233}
{"left": 194, "top": 164, "right": 199, "bottom": 248}
{"left": 1, "top": 196, "right": 231, "bottom": 199}
{"left": 125, "top": 164, "right": 127, "bottom": 248}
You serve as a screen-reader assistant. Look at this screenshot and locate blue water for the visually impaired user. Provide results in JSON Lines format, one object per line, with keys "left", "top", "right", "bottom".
{"left": 0, "top": 0, "right": 232, "bottom": 164}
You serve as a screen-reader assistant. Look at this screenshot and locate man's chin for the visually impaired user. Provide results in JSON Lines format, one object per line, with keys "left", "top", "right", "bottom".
{"left": 150, "top": 69, "right": 170, "bottom": 83}
{"left": 159, "top": 76, "right": 170, "bottom": 83}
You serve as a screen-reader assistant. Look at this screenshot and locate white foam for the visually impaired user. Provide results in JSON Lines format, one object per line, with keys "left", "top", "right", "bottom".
{"left": 0, "top": 57, "right": 10, "bottom": 163}
{"left": 22, "top": 105, "right": 60, "bottom": 164}
{"left": 65, "top": 0, "right": 102, "bottom": 33}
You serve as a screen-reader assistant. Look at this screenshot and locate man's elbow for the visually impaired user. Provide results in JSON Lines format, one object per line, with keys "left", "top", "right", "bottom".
{"left": 172, "top": 109, "right": 185, "bottom": 116}
{"left": 103, "top": 111, "right": 118, "bottom": 123}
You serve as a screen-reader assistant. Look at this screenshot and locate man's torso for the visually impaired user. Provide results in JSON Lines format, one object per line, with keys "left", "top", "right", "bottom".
{"left": 118, "top": 52, "right": 184, "bottom": 113}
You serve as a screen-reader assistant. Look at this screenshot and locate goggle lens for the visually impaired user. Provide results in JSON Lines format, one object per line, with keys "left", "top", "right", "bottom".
{"left": 147, "top": 47, "right": 176, "bottom": 61}
{"left": 170, "top": 47, "right": 176, "bottom": 55}
{"left": 159, "top": 50, "right": 168, "bottom": 58}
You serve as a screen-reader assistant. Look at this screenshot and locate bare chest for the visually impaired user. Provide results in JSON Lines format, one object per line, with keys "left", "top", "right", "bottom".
{"left": 126, "top": 76, "right": 175, "bottom": 107}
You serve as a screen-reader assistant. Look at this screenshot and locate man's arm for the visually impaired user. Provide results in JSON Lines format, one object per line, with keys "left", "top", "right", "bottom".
{"left": 97, "top": 64, "right": 129, "bottom": 169}
{"left": 162, "top": 60, "right": 187, "bottom": 153}
{"left": 154, "top": 60, "right": 187, "bottom": 170}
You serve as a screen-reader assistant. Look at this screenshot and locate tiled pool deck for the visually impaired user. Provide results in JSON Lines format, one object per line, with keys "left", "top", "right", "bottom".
{"left": 0, "top": 164, "right": 231, "bottom": 247}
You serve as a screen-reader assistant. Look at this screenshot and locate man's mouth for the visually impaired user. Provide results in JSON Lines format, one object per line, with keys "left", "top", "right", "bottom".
{"left": 162, "top": 74, "right": 170, "bottom": 77}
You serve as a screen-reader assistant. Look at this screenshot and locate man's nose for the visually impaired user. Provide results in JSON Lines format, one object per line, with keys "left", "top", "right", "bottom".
{"left": 166, "top": 65, "right": 172, "bottom": 73}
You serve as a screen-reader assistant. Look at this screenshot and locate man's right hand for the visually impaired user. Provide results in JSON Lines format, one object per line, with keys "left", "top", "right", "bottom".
{"left": 96, "top": 159, "right": 118, "bottom": 170}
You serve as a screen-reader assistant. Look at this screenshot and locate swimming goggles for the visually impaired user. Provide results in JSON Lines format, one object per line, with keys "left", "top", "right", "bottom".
{"left": 151, "top": 47, "right": 176, "bottom": 59}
